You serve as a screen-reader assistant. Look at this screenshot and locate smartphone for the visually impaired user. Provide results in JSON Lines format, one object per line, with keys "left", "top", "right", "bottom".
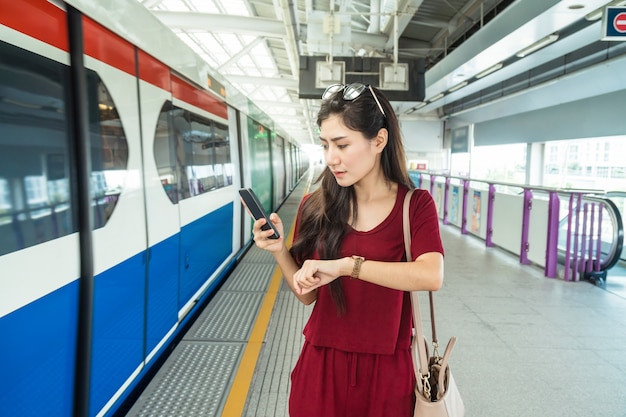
{"left": 239, "top": 188, "right": 280, "bottom": 239}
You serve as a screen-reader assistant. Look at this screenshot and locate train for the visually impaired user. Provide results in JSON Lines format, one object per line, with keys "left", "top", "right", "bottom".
{"left": 0, "top": 1, "right": 308, "bottom": 416}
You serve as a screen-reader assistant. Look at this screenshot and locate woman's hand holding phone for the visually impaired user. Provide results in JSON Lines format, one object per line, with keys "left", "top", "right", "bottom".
{"left": 239, "top": 188, "right": 284, "bottom": 252}
{"left": 252, "top": 214, "right": 285, "bottom": 253}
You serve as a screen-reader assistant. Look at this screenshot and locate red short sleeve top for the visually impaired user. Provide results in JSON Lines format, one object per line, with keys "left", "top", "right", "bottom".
{"left": 295, "top": 185, "right": 444, "bottom": 355}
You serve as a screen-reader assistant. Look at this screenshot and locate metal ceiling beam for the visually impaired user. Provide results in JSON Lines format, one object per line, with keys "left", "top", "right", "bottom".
{"left": 408, "top": 16, "right": 450, "bottom": 30}
{"left": 218, "top": 37, "right": 264, "bottom": 71}
{"left": 225, "top": 75, "right": 298, "bottom": 88}
{"left": 276, "top": 0, "right": 316, "bottom": 143}
{"left": 347, "top": 31, "right": 389, "bottom": 50}
{"left": 151, "top": 11, "right": 285, "bottom": 38}
{"left": 382, "top": 0, "right": 425, "bottom": 52}
{"left": 430, "top": 0, "right": 487, "bottom": 53}
{"left": 256, "top": 101, "right": 306, "bottom": 109}
{"left": 397, "top": 37, "right": 431, "bottom": 50}
{"left": 368, "top": 0, "right": 381, "bottom": 33}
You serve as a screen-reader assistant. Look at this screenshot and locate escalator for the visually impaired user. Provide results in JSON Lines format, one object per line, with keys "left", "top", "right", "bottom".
{"left": 558, "top": 192, "right": 625, "bottom": 284}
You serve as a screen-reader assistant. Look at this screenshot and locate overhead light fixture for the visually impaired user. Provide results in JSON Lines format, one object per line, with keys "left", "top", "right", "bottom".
{"left": 586, "top": 0, "right": 626, "bottom": 21}
{"left": 428, "top": 93, "right": 445, "bottom": 102}
{"left": 586, "top": 8, "right": 603, "bottom": 21}
{"left": 515, "top": 33, "right": 559, "bottom": 58}
{"left": 406, "top": 102, "right": 428, "bottom": 114}
{"left": 475, "top": 62, "right": 503, "bottom": 79}
{"left": 448, "top": 81, "right": 468, "bottom": 92}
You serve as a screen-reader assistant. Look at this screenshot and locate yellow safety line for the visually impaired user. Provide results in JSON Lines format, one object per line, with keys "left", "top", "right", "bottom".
{"left": 221, "top": 178, "right": 312, "bottom": 417}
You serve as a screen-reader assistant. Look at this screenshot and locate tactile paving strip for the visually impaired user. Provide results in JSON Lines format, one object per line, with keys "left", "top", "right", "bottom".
{"left": 242, "top": 246, "right": 277, "bottom": 264}
{"left": 222, "top": 263, "right": 275, "bottom": 292}
{"left": 242, "top": 286, "right": 313, "bottom": 417}
{"left": 186, "top": 291, "right": 264, "bottom": 341}
{"left": 127, "top": 342, "right": 242, "bottom": 417}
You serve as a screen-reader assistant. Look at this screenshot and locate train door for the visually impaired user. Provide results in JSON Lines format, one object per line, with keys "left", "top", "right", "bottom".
{"left": 136, "top": 53, "right": 180, "bottom": 360}
{"left": 246, "top": 118, "right": 273, "bottom": 212}
{"left": 273, "top": 134, "right": 287, "bottom": 206}
{"left": 168, "top": 78, "right": 234, "bottom": 317}
{"left": 77, "top": 16, "right": 154, "bottom": 417}
{"left": 285, "top": 142, "right": 295, "bottom": 192}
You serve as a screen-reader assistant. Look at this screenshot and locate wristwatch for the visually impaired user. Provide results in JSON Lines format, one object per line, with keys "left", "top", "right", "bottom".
{"left": 350, "top": 255, "right": 365, "bottom": 279}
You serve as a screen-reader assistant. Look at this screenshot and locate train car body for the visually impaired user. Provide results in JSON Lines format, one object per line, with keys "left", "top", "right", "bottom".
{"left": 0, "top": 1, "right": 307, "bottom": 416}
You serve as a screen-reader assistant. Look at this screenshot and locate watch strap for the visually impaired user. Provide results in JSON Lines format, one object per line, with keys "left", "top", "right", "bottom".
{"left": 350, "top": 255, "right": 365, "bottom": 279}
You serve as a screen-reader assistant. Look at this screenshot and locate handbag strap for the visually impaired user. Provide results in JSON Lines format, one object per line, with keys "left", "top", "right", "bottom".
{"left": 429, "top": 291, "right": 438, "bottom": 346}
{"left": 403, "top": 189, "right": 436, "bottom": 385}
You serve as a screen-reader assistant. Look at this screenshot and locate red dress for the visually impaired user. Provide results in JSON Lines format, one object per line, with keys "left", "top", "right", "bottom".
{"left": 289, "top": 186, "right": 444, "bottom": 417}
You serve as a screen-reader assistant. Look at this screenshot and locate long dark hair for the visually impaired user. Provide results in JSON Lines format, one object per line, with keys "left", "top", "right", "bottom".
{"left": 290, "top": 85, "right": 415, "bottom": 314}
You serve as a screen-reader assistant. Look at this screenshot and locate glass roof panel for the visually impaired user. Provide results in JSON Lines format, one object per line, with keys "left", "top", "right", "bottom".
{"left": 191, "top": 2, "right": 220, "bottom": 13}
{"left": 216, "top": 33, "right": 243, "bottom": 53}
{"left": 219, "top": 0, "right": 251, "bottom": 16}
{"left": 158, "top": 0, "right": 189, "bottom": 12}
{"left": 153, "top": 0, "right": 308, "bottom": 143}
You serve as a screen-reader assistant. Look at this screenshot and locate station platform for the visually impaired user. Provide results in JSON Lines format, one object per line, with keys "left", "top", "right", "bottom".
{"left": 123, "top": 171, "right": 626, "bottom": 417}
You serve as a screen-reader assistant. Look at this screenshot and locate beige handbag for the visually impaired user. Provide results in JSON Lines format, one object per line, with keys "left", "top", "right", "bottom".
{"left": 403, "top": 189, "right": 465, "bottom": 417}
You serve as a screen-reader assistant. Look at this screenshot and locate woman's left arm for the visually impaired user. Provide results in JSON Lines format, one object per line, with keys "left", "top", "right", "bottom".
{"left": 293, "top": 252, "right": 443, "bottom": 295}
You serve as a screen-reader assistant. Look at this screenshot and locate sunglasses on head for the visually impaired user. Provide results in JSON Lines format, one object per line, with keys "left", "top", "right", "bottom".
{"left": 322, "top": 82, "right": 386, "bottom": 118}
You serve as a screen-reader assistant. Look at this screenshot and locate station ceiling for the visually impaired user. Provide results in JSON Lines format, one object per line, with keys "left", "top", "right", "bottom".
{"left": 139, "top": 0, "right": 622, "bottom": 146}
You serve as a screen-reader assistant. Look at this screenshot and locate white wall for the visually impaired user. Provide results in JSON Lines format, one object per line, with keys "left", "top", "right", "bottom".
{"left": 400, "top": 119, "right": 446, "bottom": 170}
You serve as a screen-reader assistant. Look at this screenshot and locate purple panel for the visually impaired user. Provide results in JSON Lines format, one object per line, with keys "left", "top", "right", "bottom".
{"left": 595, "top": 207, "right": 603, "bottom": 272}
{"left": 587, "top": 204, "right": 596, "bottom": 273}
{"left": 545, "top": 191, "right": 560, "bottom": 278}
{"left": 564, "top": 194, "right": 575, "bottom": 281}
{"left": 461, "top": 180, "right": 469, "bottom": 234}
{"left": 520, "top": 189, "right": 532, "bottom": 265}
{"left": 572, "top": 194, "right": 582, "bottom": 281}
{"left": 443, "top": 177, "right": 450, "bottom": 225}
{"left": 580, "top": 203, "right": 589, "bottom": 276}
{"left": 486, "top": 184, "right": 495, "bottom": 247}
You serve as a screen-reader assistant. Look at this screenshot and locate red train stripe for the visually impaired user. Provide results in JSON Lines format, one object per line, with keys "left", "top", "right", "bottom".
{"left": 83, "top": 16, "right": 136, "bottom": 77}
{"left": 0, "top": 0, "right": 68, "bottom": 51}
{"left": 1, "top": 2, "right": 227, "bottom": 115}
{"left": 138, "top": 50, "right": 171, "bottom": 92}
{"left": 172, "top": 75, "right": 228, "bottom": 119}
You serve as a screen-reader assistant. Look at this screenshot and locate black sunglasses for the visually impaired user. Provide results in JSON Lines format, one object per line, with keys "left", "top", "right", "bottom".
{"left": 322, "top": 83, "right": 386, "bottom": 118}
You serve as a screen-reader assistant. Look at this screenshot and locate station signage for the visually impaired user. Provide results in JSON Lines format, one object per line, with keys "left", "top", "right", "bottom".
{"left": 602, "top": 6, "right": 626, "bottom": 41}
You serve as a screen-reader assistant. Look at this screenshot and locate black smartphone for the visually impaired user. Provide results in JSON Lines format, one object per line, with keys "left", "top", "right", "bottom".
{"left": 239, "top": 188, "right": 280, "bottom": 239}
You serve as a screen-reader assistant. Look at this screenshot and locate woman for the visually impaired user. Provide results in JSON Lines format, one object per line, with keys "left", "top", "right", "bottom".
{"left": 251, "top": 82, "right": 444, "bottom": 417}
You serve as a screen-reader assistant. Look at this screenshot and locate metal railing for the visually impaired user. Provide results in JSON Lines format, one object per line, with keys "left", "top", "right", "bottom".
{"left": 410, "top": 171, "right": 624, "bottom": 282}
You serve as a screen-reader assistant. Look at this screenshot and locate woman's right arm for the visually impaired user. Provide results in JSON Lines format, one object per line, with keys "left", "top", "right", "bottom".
{"left": 252, "top": 214, "right": 317, "bottom": 305}
{"left": 272, "top": 245, "right": 317, "bottom": 305}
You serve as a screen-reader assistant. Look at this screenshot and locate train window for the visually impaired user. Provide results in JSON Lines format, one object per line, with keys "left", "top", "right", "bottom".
{"left": 154, "top": 103, "right": 232, "bottom": 203}
{"left": 0, "top": 41, "right": 127, "bottom": 257}
{"left": 213, "top": 121, "right": 233, "bottom": 188}
{"left": 90, "top": 74, "right": 128, "bottom": 224}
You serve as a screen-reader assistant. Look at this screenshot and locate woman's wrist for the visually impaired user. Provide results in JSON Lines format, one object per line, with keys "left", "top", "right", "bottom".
{"left": 349, "top": 255, "right": 365, "bottom": 279}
